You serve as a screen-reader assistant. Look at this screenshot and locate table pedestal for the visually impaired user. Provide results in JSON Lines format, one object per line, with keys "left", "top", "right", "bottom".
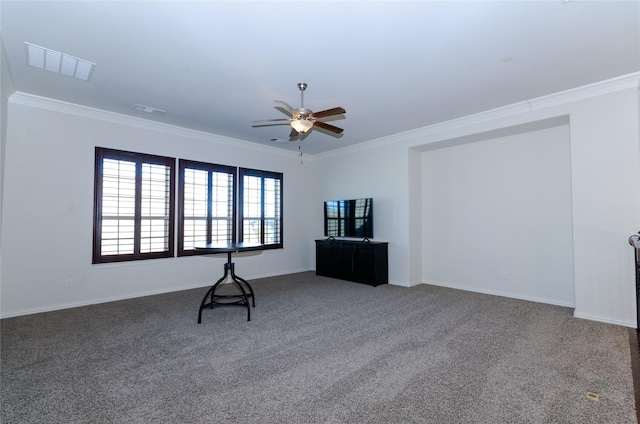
{"left": 198, "top": 251, "right": 255, "bottom": 323}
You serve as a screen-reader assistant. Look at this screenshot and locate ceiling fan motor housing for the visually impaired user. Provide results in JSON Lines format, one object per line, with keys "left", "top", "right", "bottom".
{"left": 296, "top": 108, "right": 312, "bottom": 118}
{"left": 251, "top": 82, "right": 345, "bottom": 138}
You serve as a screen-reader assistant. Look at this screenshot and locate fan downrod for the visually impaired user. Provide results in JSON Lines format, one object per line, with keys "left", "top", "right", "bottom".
{"left": 297, "top": 82, "right": 308, "bottom": 108}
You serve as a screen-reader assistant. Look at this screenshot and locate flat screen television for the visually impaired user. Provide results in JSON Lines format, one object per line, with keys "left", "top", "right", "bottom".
{"left": 324, "top": 198, "right": 373, "bottom": 239}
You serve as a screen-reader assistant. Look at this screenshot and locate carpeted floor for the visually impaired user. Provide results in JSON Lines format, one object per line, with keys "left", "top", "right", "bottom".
{"left": 1, "top": 272, "right": 636, "bottom": 423}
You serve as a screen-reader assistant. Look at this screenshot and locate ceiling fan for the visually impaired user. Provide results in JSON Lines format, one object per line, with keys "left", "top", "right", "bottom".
{"left": 252, "top": 83, "right": 346, "bottom": 140}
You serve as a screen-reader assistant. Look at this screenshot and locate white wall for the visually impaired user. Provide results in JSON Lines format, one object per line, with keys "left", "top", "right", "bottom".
{"left": 569, "top": 91, "right": 640, "bottom": 324}
{"left": 2, "top": 74, "right": 639, "bottom": 327}
{"left": 425, "top": 86, "right": 640, "bottom": 327}
{"left": 311, "top": 142, "right": 412, "bottom": 285}
{"left": 314, "top": 74, "right": 640, "bottom": 327}
{"left": 0, "top": 95, "right": 314, "bottom": 317}
{"left": 420, "top": 124, "right": 574, "bottom": 306}
{"left": 0, "top": 34, "right": 16, "bottom": 313}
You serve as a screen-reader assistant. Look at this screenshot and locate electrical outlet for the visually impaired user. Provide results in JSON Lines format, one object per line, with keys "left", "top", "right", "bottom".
{"left": 503, "top": 271, "right": 510, "bottom": 281}
{"left": 65, "top": 279, "right": 73, "bottom": 288}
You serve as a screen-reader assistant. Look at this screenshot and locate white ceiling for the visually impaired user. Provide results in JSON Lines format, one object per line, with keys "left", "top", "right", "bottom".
{"left": 2, "top": 1, "right": 639, "bottom": 155}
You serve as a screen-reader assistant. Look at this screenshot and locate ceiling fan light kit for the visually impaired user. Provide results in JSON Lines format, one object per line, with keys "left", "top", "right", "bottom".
{"left": 291, "top": 119, "right": 313, "bottom": 133}
{"left": 252, "top": 82, "right": 346, "bottom": 141}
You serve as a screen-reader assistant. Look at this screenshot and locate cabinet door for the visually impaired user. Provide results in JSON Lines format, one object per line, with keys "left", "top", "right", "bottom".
{"left": 334, "top": 242, "right": 354, "bottom": 279}
{"left": 316, "top": 241, "right": 332, "bottom": 276}
{"left": 352, "top": 244, "right": 375, "bottom": 283}
{"left": 353, "top": 243, "right": 388, "bottom": 285}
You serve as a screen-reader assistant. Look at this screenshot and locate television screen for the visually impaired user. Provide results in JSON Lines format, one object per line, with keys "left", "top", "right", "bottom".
{"left": 324, "top": 198, "right": 373, "bottom": 239}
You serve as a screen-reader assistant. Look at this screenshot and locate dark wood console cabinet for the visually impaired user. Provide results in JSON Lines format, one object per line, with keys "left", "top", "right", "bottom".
{"left": 315, "top": 239, "right": 388, "bottom": 286}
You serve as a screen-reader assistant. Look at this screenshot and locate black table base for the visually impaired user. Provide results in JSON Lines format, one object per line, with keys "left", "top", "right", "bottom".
{"left": 198, "top": 251, "right": 256, "bottom": 323}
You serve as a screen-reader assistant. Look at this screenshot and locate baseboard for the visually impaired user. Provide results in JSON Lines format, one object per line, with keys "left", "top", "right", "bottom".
{"left": 389, "top": 280, "right": 416, "bottom": 288}
{"left": 573, "top": 311, "right": 636, "bottom": 328}
{"left": 248, "top": 268, "right": 311, "bottom": 281}
{"left": 7, "top": 271, "right": 631, "bottom": 327}
{"left": 423, "top": 279, "right": 637, "bottom": 328}
{"left": 0, "top": 282, "right": 211, "bottom": 319}
{"left": 422, "top": 279, "right": 575, "bottom": 308}
{"left": 0, "top": 268, "right": 312, "bottom": 319}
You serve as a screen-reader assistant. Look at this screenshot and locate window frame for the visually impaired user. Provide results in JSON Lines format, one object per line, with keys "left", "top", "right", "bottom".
{"left": 92, "top": 147, "right": 175, "bottom": 264}
{"left": 177, "top": 159, "right": 237, "bottom": 256}
{"left": 238, "top": 167, "right": 284, "bottom": 249}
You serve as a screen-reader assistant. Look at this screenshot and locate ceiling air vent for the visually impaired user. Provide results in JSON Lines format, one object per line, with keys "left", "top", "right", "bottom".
{"left": 134, "top": 104, "right": 165, "bottom": 114}
{"left": 25, "top": 42, "right": 95, "bottom": 81}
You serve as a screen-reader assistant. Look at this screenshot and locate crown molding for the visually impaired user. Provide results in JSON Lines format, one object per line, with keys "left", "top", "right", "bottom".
{"left": 528, "top": 71, "right": 640, "bottom": 111}
{"left": 314, "top": 71, "right": 640, "bottom": 161}
{"left": 8, "top": 92, "right": 300, "bottom": 159}
{"left": 9, "top": 71, "right": 640, "bottom": 162}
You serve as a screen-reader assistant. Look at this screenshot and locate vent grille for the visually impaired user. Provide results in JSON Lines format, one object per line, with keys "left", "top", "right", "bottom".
{"left": 134, "top": 104, "right": 165, "bottom": 114}
{"left": 25, "top": 42, "right": 95, "bottom": 81}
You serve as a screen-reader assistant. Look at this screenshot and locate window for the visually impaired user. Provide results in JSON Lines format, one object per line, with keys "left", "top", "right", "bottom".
{"left": 178, "top": 160, "right": 236, "bottom": 256}
{"left": 93, "top": 148, "right": 175, "bottom": 263}
{"left": 239, "top": 168, "right": 283, "bottom": 248}
{"left": 93, "top": 149, "right": 283, "bottom": 263}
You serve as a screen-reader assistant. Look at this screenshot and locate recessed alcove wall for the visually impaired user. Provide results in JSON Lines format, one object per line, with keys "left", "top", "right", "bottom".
{"left": 404, "top": 84, "right": 640, "bottom": 326}
{"left": 315, "top": 79, "right": 638, "bottom": 326}
{"left": 415, "top": 117, "right": 575, "bottom": 307}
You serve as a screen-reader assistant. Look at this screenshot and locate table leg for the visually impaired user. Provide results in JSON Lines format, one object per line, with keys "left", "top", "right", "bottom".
{"left": 197, "top": 252, "right": 255, "bottom": 323}
{"left": 230, "top": 262, "right": 256, "bottom": 307}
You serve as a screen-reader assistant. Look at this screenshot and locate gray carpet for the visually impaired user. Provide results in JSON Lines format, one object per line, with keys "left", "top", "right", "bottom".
{"left": 1, "top": 272, "right": 636, "bottom": 423}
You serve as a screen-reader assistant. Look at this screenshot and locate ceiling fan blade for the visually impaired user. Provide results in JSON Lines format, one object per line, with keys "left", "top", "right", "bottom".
{"left": 274, "top": 101, "right": 301, "bottom": 118}
{"left": 310, "top": 107, "right": 346, "bottom": 119}
{"left": 252, "top": 123, "right": 291, "bottom": 128}
{"left": 252, "top": 118, "right": 291, "bottom": 123}
{"left": 313, "top": 120, "right": 344, "bottom": 134}
{"left": 251, "top": 118, "right": 292, "bottom": 128}
{"left": 289, "top": 127, "right": 299, "bottom": 138}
